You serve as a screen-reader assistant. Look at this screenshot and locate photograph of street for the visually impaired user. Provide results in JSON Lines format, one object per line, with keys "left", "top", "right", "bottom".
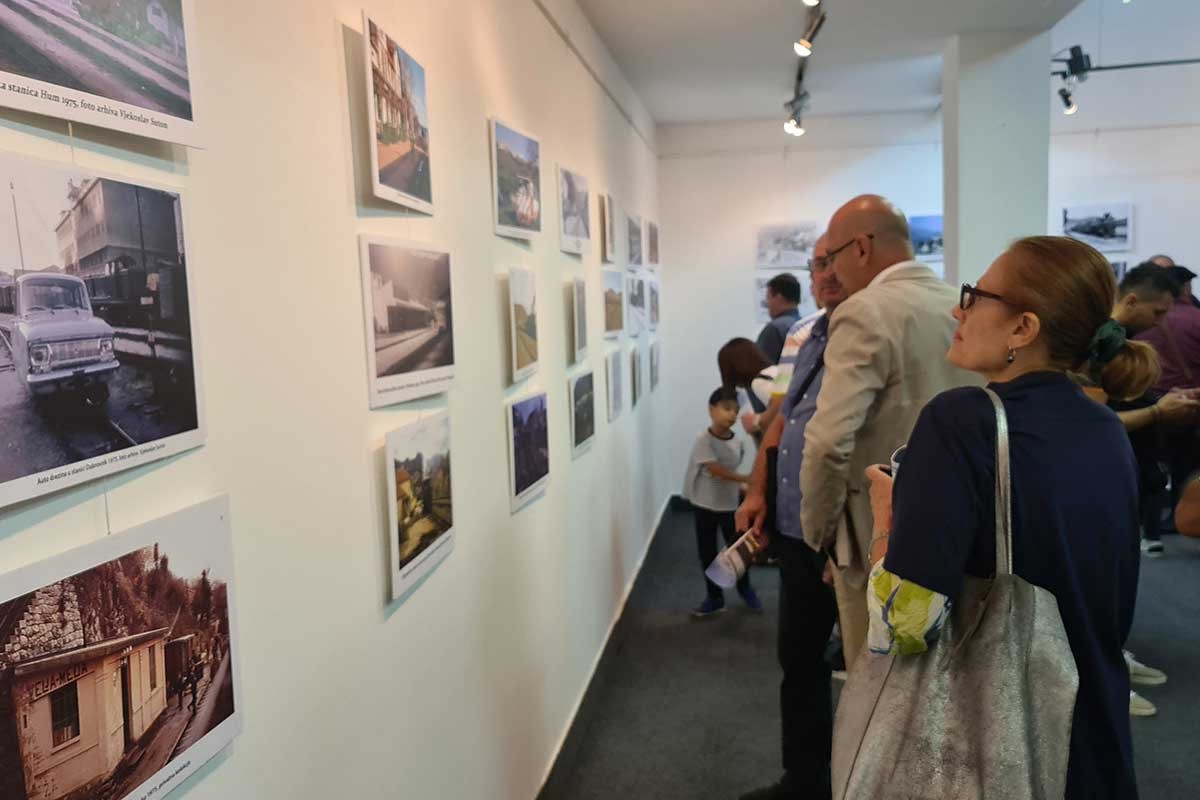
{"left": 627, "top": 212, "right": 643, "bottom": 266}
{"left": 1061, "top": 202, "right": 1133, "bottom": 252}
{"left": 364, "top": 14, "right": 432, "bottom": 213}
{"left": 600, "top": 194, "right": 615, "bottom": 262}
{"left": 509, "top": 267, "right": 538, "bottom": 382}
{"left": 559, "top": 166, "right": 589, "bottom": 254}
{"left": 603, "top": 269, "right": 623, "bottom": 338}
{"left": 650, "top": 341, "right": 660, "bottom": 392}
{"left": 909, "top": 214, "right": 944, "bottom": 261}
{"left": 492, "top": 119, "right": 541, "bottom": 239}
{"left": 630, "top": 346, "right": 642, "bottom": 407}
{"left": 359, "top": 236, "right": 454, "bottom": 408}
{"left": 570, "top": 370, "right": 595, "bottom": 457}
{"left": 0, "top": 152, "right": 202, "bottom": 509}
{"left": 508, "top": 391, "right": 550, "bottom": 512}
{"left": 756, "top": 223, "right": 819, "bottom": 268}
{"left": 0, "top": 497, "right": 239, "bottom": 800}
{"left": 649, "top": 280, "right": 660, "bottom": 329}
{"left": 387, "top": 412, "right": 453, "bottom": 600}
{"left": 647, "top": 221, "right": 660, "bottom": 265}
{"left": 0, "top": 0, "right": 196, "bottom": 144}
{"left": 573, "top": 278, "right": 587, "bottom": 362}
{"left": 606, "top": 349, "right": 623, "bottom": 421}
{"left": 627, "top": 275, "right": 646, "bottom": 335}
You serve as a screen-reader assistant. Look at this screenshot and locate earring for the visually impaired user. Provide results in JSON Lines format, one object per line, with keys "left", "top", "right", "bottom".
{"left": 1007, "top": 349, "right": 1016, "bottom": 364}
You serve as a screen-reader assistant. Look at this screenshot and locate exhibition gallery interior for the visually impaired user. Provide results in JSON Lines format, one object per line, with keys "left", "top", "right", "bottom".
{"left": 0, "top": 0, "right": 1196, "bottom": 798}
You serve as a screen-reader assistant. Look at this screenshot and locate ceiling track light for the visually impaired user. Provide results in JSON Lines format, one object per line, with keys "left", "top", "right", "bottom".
{"left": 802, "top": 0, "right": 821, "bottom": 6}
{"left": 1058, "top": 86, "right": 1078, "bottom": 116}
{"left": 784, "top": 117, "right": 806, "bottom": 137}
{"left": 793, "top": 11, "right": 827, "bottom": 58}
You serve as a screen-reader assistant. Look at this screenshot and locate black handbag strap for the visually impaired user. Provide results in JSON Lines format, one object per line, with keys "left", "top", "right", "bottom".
{"left": 794, "top": 354, "right": 825, "bottom": 401}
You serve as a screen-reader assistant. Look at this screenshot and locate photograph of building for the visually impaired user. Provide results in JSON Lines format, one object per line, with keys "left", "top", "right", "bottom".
{"left": 365, "top": 15, "right": 431, "bottom": 212}
{"left": 602, "top": 269, "right": 623, "bottom": 338}
{"left": 570, "top": 371, "right": 595, "bottom": 457}
{"left": 492, "top": 120, "right": 541, "bottom": 239}
{"left": 0, "top": 0, "right": 195, "bottom": 144}
{"left": 647, "top": 222, "right": 659, "bottom": 265}
{"left": 0, "top": 152, "right": 202, "bottom": 509}
{"left": 508, "top": 392, "right": 550, "bottom": 511}
{"left": 359, "top": 236, "right": 454, "bottom": 407}
{"left": 387, "top": 413, "right": 453, "bottom": 600}
{"left": 509, "top": 267, "right": 538, "bottom": 382}
{"left": 909, "top": 214, "right": 944, "bottom": 261}
{"left": 559, "top": 166, "right": 590, "bottom": 254}
{"left": 600, "top": 194, "right": 616, "bottom": 263}
{"left": 573, "top": 278, "right": 587, "bottom": 362}
{"left": 756, "top": 223, "right": 819, "bottom": 268}
{"left": 627, "top": 212, "right": 643, "bottom": 266}
{"left": 1061, "top": 202, "right": 1133, "bottom": 252}
{"left": 606, "top": 349, "right": 623, "bottom": 421}
{"left": 0, "top": 501, "right": 237, "bottom": 800}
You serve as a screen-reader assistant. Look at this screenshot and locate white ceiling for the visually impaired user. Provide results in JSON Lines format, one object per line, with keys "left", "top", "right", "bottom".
{"left": 577, "top": 0, "right": 1084, "bottom": 124}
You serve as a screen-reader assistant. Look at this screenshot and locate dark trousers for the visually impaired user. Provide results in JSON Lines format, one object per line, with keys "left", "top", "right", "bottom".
{"left": 694, "top": 507, "right": 751, "bottom": 598}
{"left": 776, "top": 533, "right": 837, "bottom": 794}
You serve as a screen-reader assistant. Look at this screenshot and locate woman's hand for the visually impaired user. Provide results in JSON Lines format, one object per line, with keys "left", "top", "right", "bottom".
{"left": 865, "top": 465, "right": 895, "bottom": 562}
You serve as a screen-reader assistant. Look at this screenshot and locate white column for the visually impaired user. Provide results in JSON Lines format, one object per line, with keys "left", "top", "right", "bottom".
{"left": 943, "top": 31, "right": 1052, "bottom": 285}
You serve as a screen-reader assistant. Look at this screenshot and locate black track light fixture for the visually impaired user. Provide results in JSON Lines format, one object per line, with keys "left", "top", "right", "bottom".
{"left": 793, "top": 11, "right": 827, "bottom": 58}
{"left": 1058, "top": 86, "right": 1078, "bottom": 116}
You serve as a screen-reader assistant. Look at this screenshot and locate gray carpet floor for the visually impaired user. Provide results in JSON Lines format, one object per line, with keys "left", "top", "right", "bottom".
{"left": 539, "top": 508, "right": 1200, "bottom": 799}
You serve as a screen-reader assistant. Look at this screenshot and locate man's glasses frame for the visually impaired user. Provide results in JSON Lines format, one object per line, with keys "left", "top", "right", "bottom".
{"left": 807, "top": 233, "right": 876, "bottom": 273}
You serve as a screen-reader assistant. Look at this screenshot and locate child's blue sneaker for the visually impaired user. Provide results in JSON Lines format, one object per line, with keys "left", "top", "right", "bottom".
{"left": 739, "top": 586, "right": 763, "bottom": 612}
{"left": 691, "top": 596, "right": 725, "bottom": 618}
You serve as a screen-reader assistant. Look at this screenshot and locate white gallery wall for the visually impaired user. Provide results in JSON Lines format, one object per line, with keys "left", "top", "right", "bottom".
{"left": 0, "top": 1, "right": 667, "bottom": 798}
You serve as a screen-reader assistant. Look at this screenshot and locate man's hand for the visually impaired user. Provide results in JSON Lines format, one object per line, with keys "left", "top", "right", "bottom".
{"left": 740, "top": 410, "right": 759, "bottom": 435}
{"left": 735, "top": 491, "right": 767, "bottom": 536}
{"left": 1156, "top": 389, "right": 1200, "bottom": 425}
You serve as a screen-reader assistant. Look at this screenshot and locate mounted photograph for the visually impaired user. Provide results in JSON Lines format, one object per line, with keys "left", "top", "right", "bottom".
{"left": 0, "top": 0, "right": 198, "bottom": 146}
{"left": 606, "top": 349, "right": 623, "bottom": 421}
{"left": 358, "top": 235, "right": 454, "bottom": 408}
{"left": 507, "top": 391, "right": 550, "bottom": 512}
{"left": 600, "top": 194, "right": 616, "bottom": 263}
{"left": 569, "top": 370, "right": 595, "bottom": 458}
{"left": 650, "top": 340, "right": 660, "bottom": 392}
{"left": 0, "top": 152, "right": 204, "bottom": 510}
{"left": 1061, "top": 202, "right": 1133, "bottom": 252}
{"left": 491, "top": 119, "right": 541, "bottom": 239}
{"left": 909, "top": 214, "right": 943, "bottom": 261}
{"left": 626, "top": 274, "right": 646, "bottom": 335}
{"left": 558, "top": 166, "right": 590, "bottom": 255}
{"left": 602, "top": 269, "right": 624, "bottom": 339}
{"left": 508, "top": 266, "right": 538, "bottom": 382}
{"left": 647, "top": 221, "right": 660, "bottom": 265}
{"left": 630, "top": 346, "right": 642, "bottom": 408}
{"left": 386, "top": 412, "right": 453, "bottom": 601}
{"left": 756, "top": 223, "right": 819, "bottom": 268}
{"left": 0, "top": 496, "right": 240, "bottom": 800}
{"left": 363, "top": 13, "right": 432, "bottom": 214}
{"left": 627, "top": 212, "right": 643, "bottom": 267}
{"left": 573, "top": 277, "right": 587, "bottom": 362}
{"left": 649, "top": 279, "right": 660, "bottom": 330}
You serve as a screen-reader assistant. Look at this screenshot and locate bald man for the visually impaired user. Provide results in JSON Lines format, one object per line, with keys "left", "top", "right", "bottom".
{"left": 798, "top": 195, "right": 980, "bottom": 671}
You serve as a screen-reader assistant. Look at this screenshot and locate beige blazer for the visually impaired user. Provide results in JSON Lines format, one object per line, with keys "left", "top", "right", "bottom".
{"left": 799, "top": 262, "right": 983, "bottom": 588}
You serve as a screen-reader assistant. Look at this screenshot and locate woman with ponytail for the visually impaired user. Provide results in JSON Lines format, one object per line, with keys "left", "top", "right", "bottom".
{"left": 859, "top": 236, "right": 1142, "bottom": 798}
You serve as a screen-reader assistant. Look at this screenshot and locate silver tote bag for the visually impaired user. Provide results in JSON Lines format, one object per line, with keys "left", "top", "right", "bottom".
{"left": 832, "top": 388, "right": 1079, "bottom": 800}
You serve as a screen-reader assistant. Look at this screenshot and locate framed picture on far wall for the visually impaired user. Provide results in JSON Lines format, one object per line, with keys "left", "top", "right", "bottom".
{"left": 358, "top": 235, "right": 455, "bottom": 408}
{"left": 648, "top": 279, "right": 660, "bottom": 330}
{"left": 1061, "top": 203, "right": 1133, "bottom": 253}
{"left": 606, "top": 349, "right": 624, "bottom": 421}
{"left": 386, "top": 412, "right": 454, "bottom": 601}
{"left": 627, "top": 212, "right": 643, "bottom": 267}
{"left": 507, "top": 391, "right": 550, "bottom": 513}
{"left": 491, "top": 119, "right": 542, "bottom": 240}
{"left": 559, "top": 166, "right": 590, "bottom": 255}
{"left": 363, "top": 13, "right": 433, "bottom": 214}
{"left": 0, "top": 0, "right": 200, "bottom": 146}
{"left": 508, "top": 267, "right": 539, "bottom": 383}
{"left": 756, "top": 223, "right": 819, "bottom": 269}
{"left": 602, "top": 269, "right": 624, "bottom": 338}
{"left": 600, "top": 194, "right": 616, "bottom": 262}
{"left": 630, "top": 346, "right": 642, "bottom": 408}
{"left": 569, "top": 370, "right": 596, "bottom": 458}
{"left": 650, "top": 340, "right": 661, "bottom": 392}
{"left": 0, "top": 152, "right": 205, "bottom": 510}
{"left": 626, "top": 275, "right": 646, "bottom": 336}
{"left": 573, "top": 278, "right": 588, "bottom": 362}
{"left": 647, "top": 221, "right": 660, "bottom": 266}
{"left": 909, "top": 214, "right": 943, "bottom": 262}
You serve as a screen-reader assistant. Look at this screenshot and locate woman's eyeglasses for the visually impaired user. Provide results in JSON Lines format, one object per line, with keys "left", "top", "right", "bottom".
{"left": 959, "top": 283, "right": 1014, "bottom": 311}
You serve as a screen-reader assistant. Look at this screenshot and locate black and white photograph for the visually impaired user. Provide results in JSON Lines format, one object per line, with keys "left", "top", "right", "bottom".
{"left": 559, "top": 166, "right": 590, "bottom": 255}
{"left": 491, "top": 119, "right": 541, "bottom": 240}
{"left": 358, "top": 235, "right": 454, "bottom": 408}
{"left": 649, "top": 279, "right": 660, "bottom": 330}
{"left": 603, "top": 269, "right": 624, "bottom": 338}
{"left": 647, "top": 221, "right": 660, "bottom": 266}
{"left": 626, "top": 274, "right": 646, "bottom": 335}
{"left": 0, "top": 153, "right": 204, "bottom": 510}
{"left": 386, "top": 412, "right": 453, "bottom": 601}
{"left": 1061, "top": 203, "right": 1133, "bottom": 252}
{"left": 627, "top": 212, "right": 643, "bottom": 267}
{"left": 363, "top": 13, "right": 432, "bottom": 214}
{"left": 650, "top": 340, "right": 660, "bottom": 392}
{"left": 569, "top": 370, "right": 595, "bottom": 458}
{"left": 909, "top": 214, "right": 943, "bottom": 261}
{"left": 630, "top": 346, "right": 642, "bottom": 408}
{"left": 600, "top": 194, "right": 616, "bottom": 263}
{"left": 507, "top": 391, "right": 550, "bottom": 512}
{"left": 606, "top": 349, "right": 623, "bottom": 421}
{"left": 509, "top": 266, "right": 538, "bottom": 382}
{"left": 756, "top": 223, "right": 819, "bottom": 268}
{"left": 0, "top": 496, "right": 240, "bottom": 800}
{"left": 0, "top": 0, "right": 198, "bottom": 146}
{"left": 573, "top": 277, "right": 588, "bottom": 363}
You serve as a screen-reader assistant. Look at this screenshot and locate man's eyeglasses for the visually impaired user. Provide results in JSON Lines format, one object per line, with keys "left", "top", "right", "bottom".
{"left": 959, "top": 283, "right": 1014, "bottom": 311}
{"left": 807, "top": 256, "right": 831, "bottom": 273}
{"left": 825, "top": 233, "right": 875, "bottom": 264}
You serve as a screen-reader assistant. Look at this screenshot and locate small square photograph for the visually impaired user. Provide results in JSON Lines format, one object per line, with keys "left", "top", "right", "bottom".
{"left": 647, "top": 222, "right": 660, "bottom": 265}
{"left": 650, "top": 341, "right": 661, "bottom": 392}
{"left": 559, "top": 166, "right": 590, "bottom": 255}
{"left": 756, "top": 223, "right": 819, "bottom": 268}
{"left": 630, "top": 347, "right": 642, "bottom": 408}
{"left": 606, "top": 349, "right": 624, "bottom": 421}
{"left": 602, "top": 269, "right": 624, "bottom": 338}
{"left": 359, "top": 235, "right": 454, "bottom": 408}
{"left": 491, "top": 119, "right": 542, "bottom": 239}
{"left": 569, "top": 370, "right": 595, "bottom": 458}
{"left": 1061, "top": 203, "right": 1133, "bottom": 252}
{"left": 909, "top": 214, "right": 943, "bottom": 262}
{"left": 600, "top": 194, "right": 616, "bottom": 263}
{"left": 573, "top": 278, "right": 588, "bottom": 362}
{"left": 649, "top": 279, "right": 660, "bottom": 330}
{"left": 386, "top": 412, "right": 454, "bottom": 601}
{"left": 627, "top": 212, "right": 643, "bottom": 267}
{"left": 509, "top": 267, "right": 539, "bottom": 382}
{"left": 507, "top": 391, "right": 550, "bottom": 512}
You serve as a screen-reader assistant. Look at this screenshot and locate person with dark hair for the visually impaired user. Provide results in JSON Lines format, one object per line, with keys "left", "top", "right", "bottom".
{"left": 861, "top": 236, "right": 1145, "bottom": 798}
{"left": 718, "top": 338, "right": 777, "bottom": 439}
{"left": 682, "top": 386, "right": 759, "bottom": 617}
{"left": 757, "top": 272, "right": 803, "bottom": 364}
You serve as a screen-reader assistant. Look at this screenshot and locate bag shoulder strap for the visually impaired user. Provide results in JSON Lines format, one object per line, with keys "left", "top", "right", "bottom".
{"left": 980, "top": 387, "right": 1013, "bottom": 576}
{"left": 794, "top": 353, "right": 825, "bottom": 401}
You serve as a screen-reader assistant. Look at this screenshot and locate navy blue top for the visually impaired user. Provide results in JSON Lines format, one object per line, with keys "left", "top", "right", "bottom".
{"left": 885, "top": 371, "right": 1140, "bottom": 799}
